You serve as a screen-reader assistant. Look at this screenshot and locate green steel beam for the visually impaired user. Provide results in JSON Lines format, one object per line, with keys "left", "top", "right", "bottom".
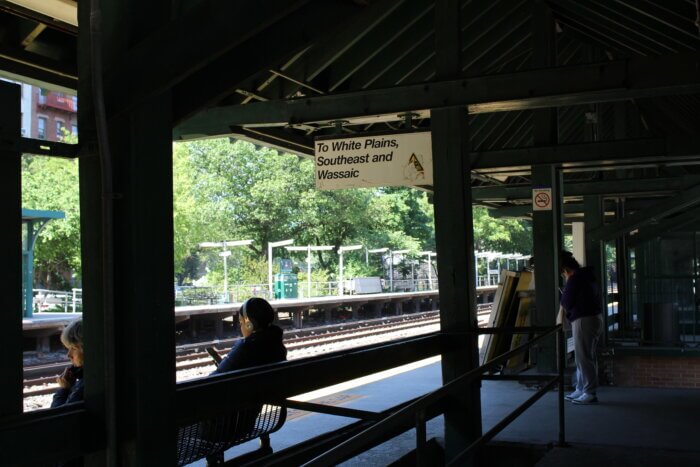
{"left": 106, "top": 0, "right": 311, "bottom": 118}
{"left": 589, "top": 183, "right": 700, "bottom": 241}
{"left": 0, "top": 44, "right": 78, "bottom": 90}
{"left": 76, "top": 0, "right": 111, "bottom": 463}
{"left": 20, "top": 138, "right": 80, "bottom": 158}
{"left": 229, "top": 126, "right": 314, "bottom": 158}
{"left": 433, "top": 0, "right": 481, "bottom": 461}
{"left": 488, "top": 199, "right": 657, "bottom": 218}
{"left": 81, "top": 0, "right": 177, "bottom": 463}
{"left": 530, "top": 0, "right": 560, "bottom": 374}
{"left": 469, "top": 138, "right": 700, "bottom": 170}
{"left": 472, "top": 175, "right": 700, "bottom": 201}
{"left": 627, "top": 205, "right": 700, "bottom": 247}
{"left": 174, "top": 52, "right": 700, "bottom": 136}
{"left": 583, "top": 196, "right": 606, "bottom": 333}
{"left": 488, "top": 202, "right": 583, "bottom": 218}
{"left": 248, "top": 0, "right": 409, "bottom": 100}
{"left": 21, "top": 207, "right": 66, "bottom": 319}
{"left": 172, "top": 1, "right": 360, "bottom": 124}
{"left": 327, "top": 0, "right": 434, "bottom": 91}
{"left": 0, "top": 80, "right": 22, "bottom": 418}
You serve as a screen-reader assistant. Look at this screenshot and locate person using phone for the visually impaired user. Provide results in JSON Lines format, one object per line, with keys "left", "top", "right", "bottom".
{"left": 559, "top": 251, "right": 603, "bottom": 405}
{"left": 52, "top": 319, "right": 84, "bottom": 408}
{"left": 211, "top": 297, "right": 287, "bottom": 375}
{"left": 196, "top": 298, "right": 287, "bottom": 444}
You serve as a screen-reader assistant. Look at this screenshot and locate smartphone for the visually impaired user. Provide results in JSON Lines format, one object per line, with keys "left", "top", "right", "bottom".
{"left": 63, "top": 365, "right": 79, "bottom": 385}
{"left": 206, "top": 347, "right": 222, "bottom": 366}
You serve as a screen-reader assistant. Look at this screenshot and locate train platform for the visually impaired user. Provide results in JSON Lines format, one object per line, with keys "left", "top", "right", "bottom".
{"left": 22, "top": 312, "right": 81, "bottom": 351}
{"left": 22, "top": 312, "right": 81, "bottom": 330}
{"left": 197, "top": 358, "right": 700, "bottom": 466}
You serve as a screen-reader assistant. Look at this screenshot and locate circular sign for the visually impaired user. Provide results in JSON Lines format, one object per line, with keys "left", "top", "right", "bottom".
{"left": 534, "top": 192, "right": 551, "bottom": 208}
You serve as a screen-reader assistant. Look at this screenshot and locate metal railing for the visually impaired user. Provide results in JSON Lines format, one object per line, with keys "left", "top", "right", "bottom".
{"left": 32, "top": 289, "right": 82, "bottom": 313}
{"left": 303, "top": 325, "right": 566, "bottom": 466}
{"left": 477, "top": 275, "right": 500, "bottom": 287}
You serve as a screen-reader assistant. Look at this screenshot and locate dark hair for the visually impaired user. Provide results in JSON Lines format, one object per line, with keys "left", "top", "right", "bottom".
{"left": 560, "top": 250, "right": 580, "bottom": 271}
{"left": 241, "top": 297, "right": 275, "bottom": 330}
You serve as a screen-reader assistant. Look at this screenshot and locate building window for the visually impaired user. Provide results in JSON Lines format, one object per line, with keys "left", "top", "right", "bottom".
{"left": 37, "top": 117, "right": 47, "bottom": 140}
{"left": 56, "top": 121, "right": 63, "bottom": 139}
{"left": 71, "top": 125, "right": 78, "bottom": 136}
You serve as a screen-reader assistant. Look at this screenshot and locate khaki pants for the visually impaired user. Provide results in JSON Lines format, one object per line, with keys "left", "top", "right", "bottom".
{"left": 572, "top": 314, "right": 603, "bottom": 394}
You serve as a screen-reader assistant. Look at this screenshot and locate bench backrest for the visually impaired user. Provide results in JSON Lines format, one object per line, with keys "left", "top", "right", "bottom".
{"left": 176, "top": 403, "right": 286, "bottom": 466}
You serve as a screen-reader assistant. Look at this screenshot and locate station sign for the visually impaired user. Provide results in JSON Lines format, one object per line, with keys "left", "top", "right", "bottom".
{"left": 314, "top": 130, "right": 433, "bottom": 190}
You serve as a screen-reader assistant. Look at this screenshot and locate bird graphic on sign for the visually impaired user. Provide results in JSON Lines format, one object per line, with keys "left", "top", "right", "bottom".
{"left": 404, "top": 153, "right": 425, "bottom": 181}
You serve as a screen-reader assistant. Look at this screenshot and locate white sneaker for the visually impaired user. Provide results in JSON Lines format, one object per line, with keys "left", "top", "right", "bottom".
{"left": 565, "top": 390, "right": 583, "bottom": 401}
{"left": 572, "top": 393, "right": 598, "bottom": 404}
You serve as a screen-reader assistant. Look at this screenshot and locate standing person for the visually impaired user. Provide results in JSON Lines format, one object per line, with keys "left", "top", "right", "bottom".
{"left": 52, "top": 319, "right": 84, "bottom": 408}
{"left": 559, "top": 251, "right": 603, "bottom": 404}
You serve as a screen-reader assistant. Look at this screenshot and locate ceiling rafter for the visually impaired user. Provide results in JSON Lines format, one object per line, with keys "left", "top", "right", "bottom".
{"left": 327, "top": 0, "right": 434, "bottom": 92}
{"left": 107, "top": 0, "right": 312, "bottom": 119}
{"left": 172, "top": 2, "right": 361, "bottom": 124}
{"left": 237, "top": 0, "right": 409, "bottom": 103}
{"left": 589, "top": 182, "right": 700, "bottom": 240}
{"left": 553, "top": 7, "right": 661, "bottom": 55}
{"left": 174, "top": 52, "right": 700, "bottom": 137}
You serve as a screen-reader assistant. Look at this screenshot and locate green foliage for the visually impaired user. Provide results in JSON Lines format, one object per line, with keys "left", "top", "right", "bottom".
{"left": 473, "top": 206, "right": 532, "bottom": 254}
{"left": 173, "top": 139, "right": 438, "bottom": 285}
{"left": 19, "top": 135, "right": 533, "bottom": 291}
{"left": 21, "top": 155, "right": 81, "bottom": 289}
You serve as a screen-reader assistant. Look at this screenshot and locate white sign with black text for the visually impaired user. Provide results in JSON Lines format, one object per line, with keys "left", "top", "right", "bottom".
{"left": 315, "top": 131, "right": 433, "bottom": 190}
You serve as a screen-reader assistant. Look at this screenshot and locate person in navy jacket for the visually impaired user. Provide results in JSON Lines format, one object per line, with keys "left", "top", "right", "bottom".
{"left": 212, "top": 297, "right": 287, "bottom": 375}
{"left": 52, "top": 319, "right": 84, "bottom": 408}
{"left": 203, "top": 298, "right": 287, "bottom": 443}
{"left": 559, "top": 251, "right": 603, "bottom": 404}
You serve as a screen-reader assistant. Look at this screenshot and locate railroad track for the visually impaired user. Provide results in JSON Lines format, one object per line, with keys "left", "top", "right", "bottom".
{"left": 24, "top": 305, "right": 492, "bottom": 397}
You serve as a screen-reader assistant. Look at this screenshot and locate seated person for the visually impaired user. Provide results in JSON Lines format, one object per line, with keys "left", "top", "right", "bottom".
{"left": 212, "top": 297, "right": 287, "bottom": 374}
{"left": 52, "top": 319, "right": 84, "bottom": 408}
{"left": 196, "top": 298, "right": 287, "bottom": 445}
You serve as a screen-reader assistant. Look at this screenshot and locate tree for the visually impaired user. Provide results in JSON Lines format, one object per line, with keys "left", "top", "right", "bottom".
{"left": 173, "top": 138, "right": 530, "bottom": 286}
{"left": 21, "top": 155, "right": 81, "bottom": 289}
{"left": 472, "top": 206, "right": 532, "bottom": 254}
{"left": 181, "top": 139, "right": 309, "bottom": 257}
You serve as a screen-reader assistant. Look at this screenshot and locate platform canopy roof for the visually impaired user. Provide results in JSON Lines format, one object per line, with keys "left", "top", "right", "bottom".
{"left": 21, "top": 208, "right": 65, "bottom": 221}
{"left": 1, "top": 0, "right": 699, "bottom": 227}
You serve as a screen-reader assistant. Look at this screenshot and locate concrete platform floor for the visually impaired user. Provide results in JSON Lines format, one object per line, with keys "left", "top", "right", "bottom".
{"left": 535, "top": 446, "right": 700, "bottom": 467}
{"left": 206, "top": 358, "right": 700, "bottom": 466}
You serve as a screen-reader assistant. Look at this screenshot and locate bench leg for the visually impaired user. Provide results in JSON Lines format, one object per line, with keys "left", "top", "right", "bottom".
{"left": 260, "top": 433, "right": 271, "bottom": 450}
{"left": 205, "top": 452, "right": 224, "bottom": 465}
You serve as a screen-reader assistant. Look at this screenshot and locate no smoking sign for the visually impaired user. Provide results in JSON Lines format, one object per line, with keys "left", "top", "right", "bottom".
{"left": 532, "top": 188, "right": 552, "bottom": 211}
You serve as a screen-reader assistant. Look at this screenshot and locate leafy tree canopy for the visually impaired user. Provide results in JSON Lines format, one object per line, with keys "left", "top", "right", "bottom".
{"left": 21, "top": 136, "right": 533, "bottom": 290}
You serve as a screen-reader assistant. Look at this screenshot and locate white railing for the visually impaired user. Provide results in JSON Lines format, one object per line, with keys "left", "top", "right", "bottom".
{"left": 477, "top": 275, "right": 500, "bottom": 287}
{"left": 33, "top": 289, "right": 81, "bottom": 313}
{"left": 39, "top": 275, "right": 499, "bottom": 311}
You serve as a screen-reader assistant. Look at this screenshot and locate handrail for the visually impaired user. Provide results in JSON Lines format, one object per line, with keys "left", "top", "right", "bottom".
{"left": 304, "top": 325, "right": 565, "bottom": 466}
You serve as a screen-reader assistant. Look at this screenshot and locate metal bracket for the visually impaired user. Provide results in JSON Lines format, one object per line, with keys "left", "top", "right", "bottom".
{"left": 398, "top": 112, "right": 420, "bottom": 129}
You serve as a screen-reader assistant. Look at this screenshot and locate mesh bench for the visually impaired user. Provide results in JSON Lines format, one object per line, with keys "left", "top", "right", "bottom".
{"left": 176, "top": 403, "right": 286, "bottom": 466}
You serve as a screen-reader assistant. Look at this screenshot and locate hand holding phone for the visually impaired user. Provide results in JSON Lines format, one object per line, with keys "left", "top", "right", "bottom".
{"left": 206, "top": 347, "right": 222, "bottom": 366}
{"left": 57, "top": 366, "right": 78, "bottom": 389}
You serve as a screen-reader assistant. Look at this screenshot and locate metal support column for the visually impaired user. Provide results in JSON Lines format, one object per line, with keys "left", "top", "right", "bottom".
{"left": 78, "top": 0, "right": 175, "bottom": 464}
{"left": 584, "top": 196, "right": 606, "bottom": 329}
{"left": 532, "top": 166, "right": 563, "bottom": 372}
{"left": 0, "top": 81, "right": 22, "bottom": 417}
{"left": 433, "top": 0, "right": 481, "bottom": 461}
{"left": 531, "top": 0, "right": 561, "bottom": 373}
